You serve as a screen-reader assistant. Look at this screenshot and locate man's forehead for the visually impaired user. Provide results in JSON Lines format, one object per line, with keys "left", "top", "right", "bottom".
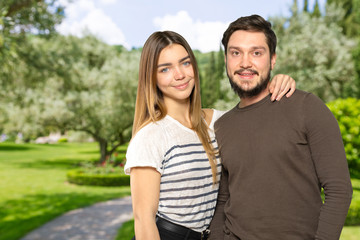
{"left": 228, "top": 31, "right": 268, "bottom": 49}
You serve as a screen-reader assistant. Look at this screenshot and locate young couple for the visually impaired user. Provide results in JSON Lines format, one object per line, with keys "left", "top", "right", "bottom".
{"left": 125, "top": 15, "right": 352, "bottom": 240}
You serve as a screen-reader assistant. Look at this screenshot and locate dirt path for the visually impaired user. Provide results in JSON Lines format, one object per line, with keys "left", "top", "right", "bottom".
{"left": 21, "top": 196, "right": 133, "bottom": 240}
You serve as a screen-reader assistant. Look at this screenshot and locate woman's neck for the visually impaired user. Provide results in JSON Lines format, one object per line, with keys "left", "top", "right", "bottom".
{"left": 165, "top": 99, "right": 192, "bottom": 128}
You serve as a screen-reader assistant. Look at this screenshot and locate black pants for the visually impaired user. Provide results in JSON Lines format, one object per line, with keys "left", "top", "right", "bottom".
{"left": 131, "top": 218, "right": 206, "bottom": 240}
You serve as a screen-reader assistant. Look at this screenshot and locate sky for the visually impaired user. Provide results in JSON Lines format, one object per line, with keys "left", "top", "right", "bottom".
{"left": 56, "top": 0, "right": 327, "bottom": 53}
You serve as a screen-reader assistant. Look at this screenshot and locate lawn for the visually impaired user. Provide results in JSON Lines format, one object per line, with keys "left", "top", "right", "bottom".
{"left": 0, "top": 142, "right": 130, "bottom": 240}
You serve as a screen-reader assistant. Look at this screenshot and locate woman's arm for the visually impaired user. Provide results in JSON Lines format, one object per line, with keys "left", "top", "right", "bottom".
{"left": 269, "top": 74, "right": 296, "bottom": 101}
{"left": 130, "top": 167, "right": 161, "bottom": 240}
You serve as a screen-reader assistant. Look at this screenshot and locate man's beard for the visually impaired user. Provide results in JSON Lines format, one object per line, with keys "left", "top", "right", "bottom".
{"left": 227, "top": 68, "right": 271, "bottom": 98}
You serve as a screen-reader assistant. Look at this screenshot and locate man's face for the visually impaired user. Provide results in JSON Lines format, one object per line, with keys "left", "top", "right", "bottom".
{"left": 225, "top": 30, "right": 276, "bottom": 98}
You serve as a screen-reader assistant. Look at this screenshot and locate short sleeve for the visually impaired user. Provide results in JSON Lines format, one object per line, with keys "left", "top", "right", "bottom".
{"left": 124, "top": 123, "right": 166, "bottom": 175}
{"left": 210, "top": 109, "right": 227, "bottom": 130}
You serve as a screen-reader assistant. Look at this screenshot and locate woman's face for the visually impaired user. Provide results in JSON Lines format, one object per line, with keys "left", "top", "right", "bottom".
{"left": 156, "top": 44, "right": 195, "bottom": 106}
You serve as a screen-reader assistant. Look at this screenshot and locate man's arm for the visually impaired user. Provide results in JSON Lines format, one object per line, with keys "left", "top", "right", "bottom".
{"left": 209, "top": 165, "right": 229, "bottom": 239}
{"left": 304, "top": 93, "right": 353, "bottom": 240}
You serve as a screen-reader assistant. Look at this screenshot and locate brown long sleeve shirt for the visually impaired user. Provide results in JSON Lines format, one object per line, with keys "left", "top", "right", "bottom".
{"left": 209, "top": 90, "right": 352, "bottom": 240}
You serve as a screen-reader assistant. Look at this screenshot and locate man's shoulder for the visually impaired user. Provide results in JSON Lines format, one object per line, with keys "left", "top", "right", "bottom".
{"left": 288, "top": 89, "right": 324, "bottom": 105}
{"left": 214, "top": 106, "right": 237, "bottom": 128}
{"left": 288, "top": 89, "right": 311, "bottom": 99}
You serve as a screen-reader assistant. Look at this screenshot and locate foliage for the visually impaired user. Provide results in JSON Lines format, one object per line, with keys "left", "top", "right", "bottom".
{"left": 327, "top": 98, "right": 360, "bottom": 178}
{"left": 2, "top": 34, "right": 140, "bottom": 163}
{"left": 326, "top": 0, "right": 360, "bottom": 98}
{"left": 197, "top": 47, "right": 226, "bottom": 108}
{"left": 213, "top": 76, "right": 238, "bottom": 111}
{"left": 0, "top": 0, "right": 64, "bottom": 88}
{"left": 270, "top": 4, "right": 356, "bottom": 102}
{"left": 0, "top": 142, "right": 130, "bottom": 240}
{"left": 326, "top": 0, "right": 360, "bottom": 37}
{"left": 353, "top": 41, "right": 360, "bottom": 98}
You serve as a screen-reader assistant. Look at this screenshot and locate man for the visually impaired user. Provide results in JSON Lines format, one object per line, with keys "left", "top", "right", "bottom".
{"left": 209, "top": 15, "right": 352, "bottom": 240}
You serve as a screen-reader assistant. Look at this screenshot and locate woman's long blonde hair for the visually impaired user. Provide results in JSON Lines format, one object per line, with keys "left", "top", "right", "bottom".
{"left": 132, "top": 31, "right": 218, "bottom": 183}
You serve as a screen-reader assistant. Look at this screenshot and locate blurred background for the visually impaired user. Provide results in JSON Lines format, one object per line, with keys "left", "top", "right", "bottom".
{"left": 1, "top": 0, "right": 359, "bottom": 239}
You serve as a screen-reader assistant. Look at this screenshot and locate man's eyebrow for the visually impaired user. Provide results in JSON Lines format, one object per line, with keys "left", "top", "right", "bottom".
{"left": 157, "top": 55, "right": 190, "bottom": 68}
{"left": 228, "top": 46, "right": 267, "bottom": 51}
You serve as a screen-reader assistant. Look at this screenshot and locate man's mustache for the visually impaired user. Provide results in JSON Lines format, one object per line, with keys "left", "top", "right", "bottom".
{"left": 234, "top": 69, "right": 259, "bottom": 75}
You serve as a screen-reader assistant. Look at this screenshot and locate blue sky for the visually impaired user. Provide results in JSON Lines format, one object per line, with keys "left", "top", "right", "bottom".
{"left": 57, "top": 0, "right": 326, "bottom": 52}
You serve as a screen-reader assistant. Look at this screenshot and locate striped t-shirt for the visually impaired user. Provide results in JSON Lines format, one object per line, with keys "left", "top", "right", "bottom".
{"left": 125, "top": 109, "right": 224, "bottom": 232}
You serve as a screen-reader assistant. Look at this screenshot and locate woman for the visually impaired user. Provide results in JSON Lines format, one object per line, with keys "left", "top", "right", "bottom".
{"left": 124, "top": 31, "right": 295, "bottom": 240}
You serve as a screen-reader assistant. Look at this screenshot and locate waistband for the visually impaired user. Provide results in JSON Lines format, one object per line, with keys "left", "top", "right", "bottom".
{"left": 156, "top": 216, "right": 210, "bottom": 240}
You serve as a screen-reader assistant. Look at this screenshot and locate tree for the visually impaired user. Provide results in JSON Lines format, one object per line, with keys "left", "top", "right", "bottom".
{"left": 197, "top": 46, "right": 225, "bottom": 108}
{"left": 312, "top": 0, "right": 321, "bottom": 18}
{"left": 326, "top": 0, "right": 360, "bottom": 98}
{"left": 270, "top": 5, "right": 356, "bottom": 102}
{"left": 0, "top": 0, "right": 64, "bottom": 86}
{"left": 201, "top": 52, "right": 218, "bottom": 108}
{"left": 327, "top": 0, "right": 360, "bottom": 37}
{"left": 0, "top": 0, "right": 64, "bottom": 136}
{"left": 3, "top": 35, "right": 140, "bottom": 163}
{"left": 303, "top": 0, "right": 309, "bottom": 12}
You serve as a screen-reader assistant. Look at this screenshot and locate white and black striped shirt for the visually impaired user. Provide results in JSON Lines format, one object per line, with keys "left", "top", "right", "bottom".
{"left": 125, "top": 109, "right": 224, "bottom": 232}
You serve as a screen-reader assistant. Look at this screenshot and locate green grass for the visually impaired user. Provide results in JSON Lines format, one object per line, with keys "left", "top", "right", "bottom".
{"left": 0, "top": 142, "right": 130, "bottom": 240}
{"left": 341, "top": 226, "right": 360, "bottom": 240}
{"left": 116, "top": 219, "right": 134, "bottom": 240}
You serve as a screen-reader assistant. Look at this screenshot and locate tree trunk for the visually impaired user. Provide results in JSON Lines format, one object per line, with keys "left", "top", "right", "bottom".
{"left": 98, "top": 138, "right": 108, "bottom": 164}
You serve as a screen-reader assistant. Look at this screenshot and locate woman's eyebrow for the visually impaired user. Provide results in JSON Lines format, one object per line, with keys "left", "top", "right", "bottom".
{"left": 157, "top": 55, "right": 190, "bottom": 68}
{"left": 179, "top": 55, "right": 190, "bottom": 63}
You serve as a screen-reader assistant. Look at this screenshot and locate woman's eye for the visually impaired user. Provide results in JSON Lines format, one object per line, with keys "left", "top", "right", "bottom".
{"left": 160, "top": 67, "right": 169, "bottom": 73}
{"left": 183, "top": 61, "right": 191, "bottom": 66}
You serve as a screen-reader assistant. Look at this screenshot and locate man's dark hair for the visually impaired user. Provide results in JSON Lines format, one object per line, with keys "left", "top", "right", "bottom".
{"left": 222, "top": 14, "right": 277, "bottom": 58}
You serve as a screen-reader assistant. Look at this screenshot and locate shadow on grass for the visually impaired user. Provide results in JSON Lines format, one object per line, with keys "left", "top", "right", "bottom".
{"left": 0, "top": 189, "right": 131, "bottom": 240}
{"left": 13, "top": 157, "right": 109, "bottom": 170}
{"left": 79, "top": 150, "right": 100, "bottom": 154}
{"left": 0, "top": 144, "right": 34, "bottom": 151}
{"left": 13, "top": 158, "right": 87, "bottom": 170}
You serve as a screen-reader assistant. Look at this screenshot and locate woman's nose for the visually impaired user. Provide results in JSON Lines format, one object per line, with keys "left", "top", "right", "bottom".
{"left": 173, "top": 66, "right": 185, "bottom": 80}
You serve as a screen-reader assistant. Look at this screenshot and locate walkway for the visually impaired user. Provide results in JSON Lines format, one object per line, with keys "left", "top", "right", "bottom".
{"left": 21, "top": 196, "right": 133, "bottom": 240}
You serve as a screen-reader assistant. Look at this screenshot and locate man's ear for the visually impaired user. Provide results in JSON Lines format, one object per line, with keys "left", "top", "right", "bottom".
{"left": 270, "top": 53, "right": 276, "bottom": 70}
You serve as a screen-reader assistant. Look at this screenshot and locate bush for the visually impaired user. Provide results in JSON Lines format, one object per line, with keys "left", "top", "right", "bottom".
{"left": 327, "top": 98, "right": 360, "bottom": 177}
{"left": 58, "top": 137, "right": 68, "bottom": 143}
{"left": 67, "top": 169, "right": 130, "bottom": 187}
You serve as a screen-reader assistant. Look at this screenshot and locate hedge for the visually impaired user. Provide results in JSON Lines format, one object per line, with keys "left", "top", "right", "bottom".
{"left": 67, "top": 169, "right": 130, "bottom": 187}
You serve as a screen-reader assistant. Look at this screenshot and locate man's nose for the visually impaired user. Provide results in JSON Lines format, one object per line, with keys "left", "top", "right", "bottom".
{"left": 240, "top": 54, "right": 252, "bottom": 68}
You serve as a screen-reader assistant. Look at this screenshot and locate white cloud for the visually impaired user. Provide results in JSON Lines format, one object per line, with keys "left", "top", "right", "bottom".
{"left": 153, "top": 11, "right": 229, "bottom": 52}
{"left": 56, "top": 0, "right": 129, "bottom": 48}
{"left": 99, "top": 0, "right": 117, "bottom": 4}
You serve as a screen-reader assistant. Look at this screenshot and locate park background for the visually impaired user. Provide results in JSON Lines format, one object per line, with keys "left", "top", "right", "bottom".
{"left": 1, "top": 0, "right": 360, "bottom": 239}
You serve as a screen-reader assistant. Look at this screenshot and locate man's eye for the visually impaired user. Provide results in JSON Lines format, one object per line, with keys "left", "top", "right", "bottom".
{"left": 254, "top": 51, "right": 262, "bottom": 56}
{"left": 232, "top": 51, "right": 240, "bottom": 56}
